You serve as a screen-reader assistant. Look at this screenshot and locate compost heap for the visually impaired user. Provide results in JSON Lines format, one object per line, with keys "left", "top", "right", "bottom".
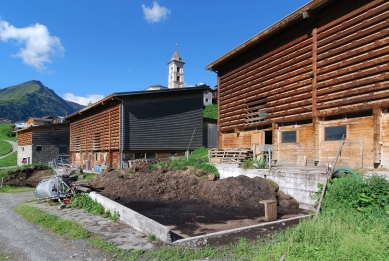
{"left": 2, "top": 166, "right": 53, "bottom": 187}
{"left": 88, "top": 162, "right": 300, "bottom": 224}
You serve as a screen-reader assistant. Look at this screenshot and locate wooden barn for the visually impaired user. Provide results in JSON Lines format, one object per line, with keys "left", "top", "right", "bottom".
{"left": 206, "top": 0, "right": 389, "bottom": 169}
{"left": 65, "top": 85, "right": 211, "bottom": 170}
{"left": 17, "top": 123, "right": 70, "bottom": 165}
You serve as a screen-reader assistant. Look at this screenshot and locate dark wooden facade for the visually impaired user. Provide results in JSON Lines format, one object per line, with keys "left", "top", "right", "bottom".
{"left": 17, "top": 123, "right": 70, "bottom": 165}
{"left": 66, "top": 86, "right": 210, "bottom": 169}
{"left": 207, "top": 0, "right": 389, "bottom": 168}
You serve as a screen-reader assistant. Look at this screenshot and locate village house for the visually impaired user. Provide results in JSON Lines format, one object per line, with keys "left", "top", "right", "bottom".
{"left": 65, "top": 85, "right": 211, "bottom": 170}
{"left": 17, "top": 123, "right": 70, "bottom": 165}
{"left": 206, "top": 0, "right": 389, "bottom": 169}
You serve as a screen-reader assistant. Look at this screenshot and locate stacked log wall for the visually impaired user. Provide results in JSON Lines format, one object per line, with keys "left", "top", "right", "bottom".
{"left": 216, "top": 0, "right": 389, "bottom": 168}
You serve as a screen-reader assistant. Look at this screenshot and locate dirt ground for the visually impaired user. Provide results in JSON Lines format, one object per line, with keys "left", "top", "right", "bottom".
{"left": 2, "top": 166, "right": 53, "bottom": 187}
{"left": 4, "top": 163, "right": 307, "bottom": 241}
{"left": 88, "top": 163, "right": 307, "bottom": 239}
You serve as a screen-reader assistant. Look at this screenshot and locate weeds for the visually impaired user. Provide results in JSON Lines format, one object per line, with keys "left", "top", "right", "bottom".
{"left": 147, "top": 234, "right": 157, "bottom": 241}
{"left": 70, "top": 193, "right": 119, "bottom": 221}
{"left": 151, "top": 147, "right": 220, "bottom": 179}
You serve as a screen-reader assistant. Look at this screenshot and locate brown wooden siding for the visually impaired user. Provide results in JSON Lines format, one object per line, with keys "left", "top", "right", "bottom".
{"left": 69, "top": 103, "right": 120, "bottom": 153}
{"left": 213, "top": 0, "right": 389, "bottom": 168}
{"left": 18, "top": 131, "right": 32, "bottom": 146}
{"left": 316, "top": 1, "right": 389, "bottom": 115}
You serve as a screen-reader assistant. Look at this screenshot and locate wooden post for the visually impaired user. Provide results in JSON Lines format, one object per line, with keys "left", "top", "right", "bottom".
{"left": 312, "top": 28, "right": 317, "bottom": 117}
{"left": 259, "top": 200, "right": 277, "bottom": 221}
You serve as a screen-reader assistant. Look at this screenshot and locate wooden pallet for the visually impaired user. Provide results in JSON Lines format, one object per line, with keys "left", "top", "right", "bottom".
{"left": 210, "top": 148, "right": 253, "bottom": 163}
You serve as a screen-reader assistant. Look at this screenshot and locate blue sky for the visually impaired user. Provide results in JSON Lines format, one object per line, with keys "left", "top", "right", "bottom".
{"left": 0, "top": 0, "right": 308, "bottom": 105}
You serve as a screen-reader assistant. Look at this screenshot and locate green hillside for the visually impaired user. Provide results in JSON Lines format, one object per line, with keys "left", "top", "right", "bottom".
{"left": 0, "top": 80, "right": 84, "bottom": 121}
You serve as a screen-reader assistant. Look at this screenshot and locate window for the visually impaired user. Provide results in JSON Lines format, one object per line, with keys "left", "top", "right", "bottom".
{"left": 58, "top": 146, "right": 68, "bottom": 154}
{"left": 281, "top": 131, "right": 296, "bottom": 143}
{"left": 176, "top": 76, "right": 180, "bottom": 82}
{"left": 36, "top": 146, "right": 42, "bottom": 151}
{"left": 21, "top": 147, "right": 24, "bottom": 151}
{"left": 177, "top": 66, "right": 180, "bottom": 72}
{"left": 325, "top": 126, "right": 346, "bottom": 141}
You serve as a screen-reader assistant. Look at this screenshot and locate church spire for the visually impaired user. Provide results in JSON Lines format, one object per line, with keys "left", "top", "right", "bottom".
{"left": 168, "top": 44, "right": 185, "bottom": 89}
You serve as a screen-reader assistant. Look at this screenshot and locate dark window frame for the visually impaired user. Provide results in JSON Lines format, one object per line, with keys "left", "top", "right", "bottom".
{"left": 324, "top": 125, "right": 347, "bottom": 141}
{"left": 281, "top": 131, "right": 297, "bottom": 143}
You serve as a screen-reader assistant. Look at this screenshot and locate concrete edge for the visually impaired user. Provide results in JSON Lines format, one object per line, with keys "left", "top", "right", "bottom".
{"left": 172, "top": 214, "right": 311, "bottom": 246}
{"left": 89, "top": 192, "right": 172, "bottom": 243}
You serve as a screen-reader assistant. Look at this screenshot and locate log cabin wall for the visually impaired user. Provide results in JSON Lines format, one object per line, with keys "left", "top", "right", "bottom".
{"left": 69, "top": 103, "right": 121, "bottom": 169}
{"left": 209, "top": 0, "right": 389, "bottom": 168}
{"left": 17, "top": 131, "right": 32, "bottom": 146}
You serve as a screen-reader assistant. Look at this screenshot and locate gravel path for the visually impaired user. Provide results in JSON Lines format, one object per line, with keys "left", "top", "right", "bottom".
{"left": 0, "top": 191, "right": 114, "bottom": 261}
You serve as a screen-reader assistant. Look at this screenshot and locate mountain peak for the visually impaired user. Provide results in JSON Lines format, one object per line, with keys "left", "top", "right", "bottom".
{"left": 0, "top": 80, "right": 85, "bottom": 121}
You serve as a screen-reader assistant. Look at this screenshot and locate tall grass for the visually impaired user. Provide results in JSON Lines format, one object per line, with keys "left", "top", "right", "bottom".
{"left": 0, "top": 140, "right": 12, "bottom": 156}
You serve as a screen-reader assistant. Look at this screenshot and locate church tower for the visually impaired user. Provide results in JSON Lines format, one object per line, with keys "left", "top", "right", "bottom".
{"left": 168, "top": 45, "right": 185, "bottom": 88}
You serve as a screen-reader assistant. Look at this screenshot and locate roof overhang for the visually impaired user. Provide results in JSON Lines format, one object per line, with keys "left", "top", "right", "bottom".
{"left": 65, "top": 85, "right": 211, "bottom": 120}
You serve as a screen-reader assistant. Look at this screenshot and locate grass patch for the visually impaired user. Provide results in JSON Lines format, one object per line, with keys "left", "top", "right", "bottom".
{"left": 70, "top": 193, "right": 119, "bottom": 221}
{"left": 76, "top": 173, "right": 97, "bottom": 181}
{"left": 0, "top": 163, "right": 52, "bottom": 179}
{"left": 151, "top": 147, "right": 220, "bottom": 178}
{"left": 0, "top": 185, "right": 35, "bottom": 193}
{"left": 0, "top": 151, "right": 17, "bottom": 167}
{"left": 0, "top": 140, "right": 12, "bottom": 157}
{"left": 15, "top": 204, "right": 89, "bottom": 239}
{"left": 89, "top": 238, "right": 144, "bottom": 260}
{"left": 0, "top": 124, "right": 17, "bottom": 142}
{"left": 203, "top": 104, "right": 218, "bottom": 120}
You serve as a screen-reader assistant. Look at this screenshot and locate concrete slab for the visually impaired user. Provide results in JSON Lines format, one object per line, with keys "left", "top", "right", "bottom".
{"left": 29, "top": 201, "right": 156, "bottom": 250}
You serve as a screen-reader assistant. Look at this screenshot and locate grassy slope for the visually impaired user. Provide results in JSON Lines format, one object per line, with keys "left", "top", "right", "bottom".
{"left": 0, "top": 124, "right": 17, "bottom": 142}
{"left": 0, "top": 152, "right": 17, "bottom": 167}
{"left": 0, "top": 80, "right": 84, "bottom": 121}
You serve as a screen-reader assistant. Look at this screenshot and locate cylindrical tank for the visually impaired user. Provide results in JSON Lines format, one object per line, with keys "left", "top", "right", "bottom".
{"left": 34, "top": 177, "right": 60, "bottom": 199}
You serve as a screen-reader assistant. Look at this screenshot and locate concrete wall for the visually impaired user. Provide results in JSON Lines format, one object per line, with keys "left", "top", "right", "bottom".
{"left": 89, "top": 192, "right": 172, "bottom": 243}
{"left": 17, "top": 145, "right": 32, "bottom": 165}
{"left": 215, "top": 164, "right": 327, "bottom": 210}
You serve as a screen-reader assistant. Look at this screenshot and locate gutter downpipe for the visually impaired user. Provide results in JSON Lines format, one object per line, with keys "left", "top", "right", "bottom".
{"left": 115, "top": 97, "right": 124, "bottom": 170}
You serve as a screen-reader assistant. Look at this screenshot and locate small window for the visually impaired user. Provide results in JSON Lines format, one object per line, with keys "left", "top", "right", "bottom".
{"left": 281, "top": 131, "right": 296, "bottom": 143}
{"left": 325, "top": 126, "right": 346, "bottom": 141}
{"left": 58, "top": 146, "right": 68, "bottom": 154}
{"left": 36, "top": 146, "right": 42, "bottom": 151}
{"left": 21, "top": 147, "right": 24, "bottom": 151}
{"left": 176, "top": 76, "right": 180, "bottom": 82}
{"left": 177, "top": 66, "right": 180, "bottom": 72}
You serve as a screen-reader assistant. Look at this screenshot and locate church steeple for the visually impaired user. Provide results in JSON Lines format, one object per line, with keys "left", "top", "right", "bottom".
{"left": 168, "top": 44, "right": 185, "bottom": 88}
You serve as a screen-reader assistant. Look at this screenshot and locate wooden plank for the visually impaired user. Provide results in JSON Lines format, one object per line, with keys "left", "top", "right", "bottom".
{"left": 318, "top": 52, "right": 389, "bottom": 81}
{"left": 312, "top": 28, "right": 317, "bottom": 116}
{"left": 317, "top": 91, "right": 389, "bottom": 110}
{"left": 317, "top": 0, "right": 386, "bottom": 34}
{"left": 220, "top": 33, "right": 311, "bottom": 82}
{"left": 318, "top": 1, "right": 389, "bottom": 49}
{"left": 317, "top": 31, "right": 389, "bottom": 63}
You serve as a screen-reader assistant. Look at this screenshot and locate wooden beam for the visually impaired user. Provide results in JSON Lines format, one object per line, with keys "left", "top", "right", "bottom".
{"left": 312, "top": 27, "right": 318, "bottom": 117}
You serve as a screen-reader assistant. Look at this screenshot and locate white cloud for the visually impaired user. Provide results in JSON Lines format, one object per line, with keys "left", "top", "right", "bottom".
{"left": 0, "top": 20, "right": 64, "bottom": 71}
{"left": 142, "top": 2, "right": 171, "bottom": 23}
{"left": 63, "top": 93, "right": 105, "bottom": 106}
